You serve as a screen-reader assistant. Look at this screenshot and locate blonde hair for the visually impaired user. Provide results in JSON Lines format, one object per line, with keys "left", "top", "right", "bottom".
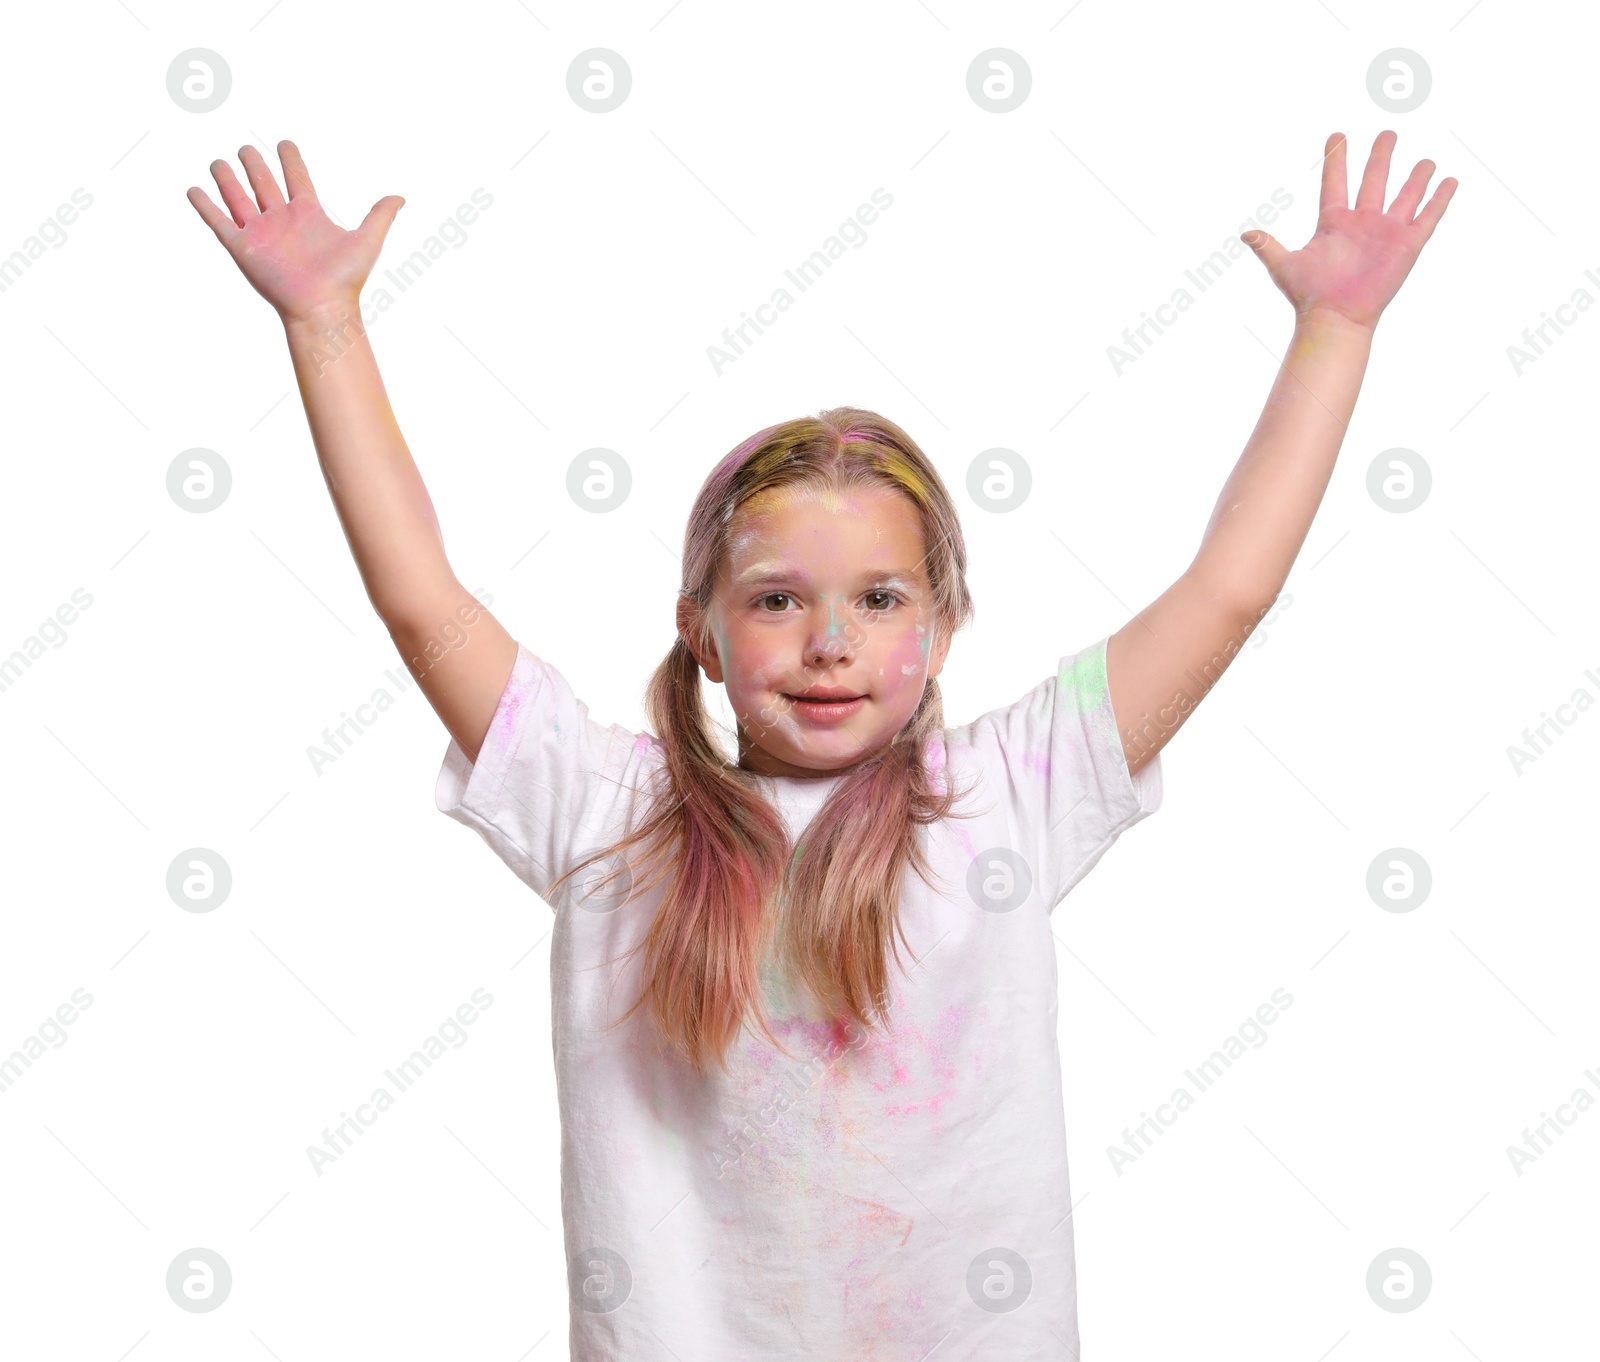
{"left": 547, "top": 407, "right": 979, "bottom": 1076}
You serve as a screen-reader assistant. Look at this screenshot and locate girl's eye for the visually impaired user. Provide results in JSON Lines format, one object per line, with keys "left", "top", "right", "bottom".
{"left": 756, "top": 591, "right": 901, "bottom": 612}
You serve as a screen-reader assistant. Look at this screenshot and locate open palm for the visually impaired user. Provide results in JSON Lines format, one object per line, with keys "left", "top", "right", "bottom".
{"left": 1244, "top": 130, "right": 1457, "bottom": 331}
{"left": 187, "top": 141, "right": 404, "bottom": 325}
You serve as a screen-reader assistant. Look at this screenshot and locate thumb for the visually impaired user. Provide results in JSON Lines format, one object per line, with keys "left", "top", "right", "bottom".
{"left": 1241, "top": 228, "right": 1287, "bottom": 276}
{"left": 356, "top": 195, "right": 405, "bottom": 247}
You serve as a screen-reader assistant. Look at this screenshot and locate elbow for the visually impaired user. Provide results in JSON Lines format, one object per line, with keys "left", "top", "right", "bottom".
{"left": 1187, "top": 567, "right": 1284, "bottom": 631}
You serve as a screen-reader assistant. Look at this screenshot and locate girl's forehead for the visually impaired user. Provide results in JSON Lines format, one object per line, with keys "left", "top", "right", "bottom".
{"left": 710, "top": 485, "right": 932, "bottom": 603}
{"left": 741, "top": 483, "right": 861, "bottom": 520}
{"left": 731, "top": 484, "right": 920, "bottom": 546}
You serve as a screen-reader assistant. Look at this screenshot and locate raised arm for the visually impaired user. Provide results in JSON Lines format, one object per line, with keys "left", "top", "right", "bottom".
{"left": 187, "top": 141, "right": 517, "bottom": 765}
{"left": 1107, "top": 129, "right": 1458, "bottom": 777}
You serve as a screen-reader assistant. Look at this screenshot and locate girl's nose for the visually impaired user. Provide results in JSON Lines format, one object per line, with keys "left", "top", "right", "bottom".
{"left": 808, "top": 633, "right": 850, "bottom": 666}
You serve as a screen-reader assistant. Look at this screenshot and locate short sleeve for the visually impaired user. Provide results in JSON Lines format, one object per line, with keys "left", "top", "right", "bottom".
{"left": 434, "top": 643, "right": 662, "bottom": 905}
{"left": 946, "top": 635, "right": 1163, "bottom": 913}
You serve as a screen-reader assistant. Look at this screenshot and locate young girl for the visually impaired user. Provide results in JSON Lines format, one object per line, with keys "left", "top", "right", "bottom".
{"left": 188, "top": 130, "right": 1454, "bottom": 1359}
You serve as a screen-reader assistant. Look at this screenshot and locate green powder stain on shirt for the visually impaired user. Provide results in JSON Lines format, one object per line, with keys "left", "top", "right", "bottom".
{"left": 1058, "top": 645, "right": 1110, "bottom": 712}
{"left": 757, "top": 929, "right": 801, "bottom": 1021}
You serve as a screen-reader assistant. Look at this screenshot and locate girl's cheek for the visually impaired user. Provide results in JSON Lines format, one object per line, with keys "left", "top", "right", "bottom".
{"left": 744, "top": 660, "right": 790, "bottom": 697}
{"left": 884, "top": 623, "right": 931, "bottom": 677}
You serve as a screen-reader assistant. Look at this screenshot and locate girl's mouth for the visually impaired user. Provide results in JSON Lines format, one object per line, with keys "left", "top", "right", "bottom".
{"left": 784, "top": 694, "right": 867, "bottom": 724}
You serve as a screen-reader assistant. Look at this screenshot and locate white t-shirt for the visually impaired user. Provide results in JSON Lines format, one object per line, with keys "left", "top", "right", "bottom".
{"left": 436, "top": 636, "right": 1163, "bottom": 1360}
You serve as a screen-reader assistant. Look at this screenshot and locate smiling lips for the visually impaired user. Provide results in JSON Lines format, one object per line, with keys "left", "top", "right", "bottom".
{"left": 783, "top": 691, "right": 868, "bottom": 725}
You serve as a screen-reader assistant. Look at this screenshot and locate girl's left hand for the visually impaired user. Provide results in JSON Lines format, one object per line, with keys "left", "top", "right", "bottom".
{"left": 1242, "top": 129, "right": 1457, "bottom": 333}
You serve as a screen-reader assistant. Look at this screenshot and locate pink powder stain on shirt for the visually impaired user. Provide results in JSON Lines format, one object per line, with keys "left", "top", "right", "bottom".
{"left": 831, "top": 1194, "right": 921, "bottom": 1357}
{"left": 1013, "top": 745, "right": 1053, "bottom": 787}
{"left": 918, "top": 1003, "right": 968, "bottom": 1120}
{"left": 948, "top": 819, "right": 981, "bottom": 865}
{"left": 856, "top": 990, "right": 969, "bottom": 1131}
{"left": 849, "top": 1199, "right": 915, "bottom": 1249}
{"left": 766, "top": 1014, "right": 856, "bottom": 1068}
{"left": 712, "top": 995, "right": 975, "bottom": 1352}
{"left": 494, "top": 683, "right": 528, "bottom": 737}
{"left": 715, "top": 998, "right": 875, "bottom": 1183}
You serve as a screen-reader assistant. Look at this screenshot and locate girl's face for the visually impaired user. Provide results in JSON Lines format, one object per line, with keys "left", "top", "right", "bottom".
{"left": 683, "top": 483, "right": 951, "bottom": 778}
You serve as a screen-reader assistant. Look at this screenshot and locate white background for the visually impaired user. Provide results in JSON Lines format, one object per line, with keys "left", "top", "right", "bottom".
{"left": 0, "top": 0, "right": 1592, "bottom": 1357}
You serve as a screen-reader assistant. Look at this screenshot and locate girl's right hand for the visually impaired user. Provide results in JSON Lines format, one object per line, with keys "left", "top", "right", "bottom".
{"left": 187, "top": 140, "right": 404, "bottom": 327}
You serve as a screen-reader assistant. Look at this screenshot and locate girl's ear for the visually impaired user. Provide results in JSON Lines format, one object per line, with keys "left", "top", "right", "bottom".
{"left": 927, "top": 627, "right": 951, "bottom": 683}
{"left": 677, "top": 595, "right": 725, "bottom": 683}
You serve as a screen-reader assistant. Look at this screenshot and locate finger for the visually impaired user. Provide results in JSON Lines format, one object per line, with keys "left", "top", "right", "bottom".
{"left": 1319, "top": 131, "right": 1349, "bottom": 216}
{"left": 276, "top": 139, "right": 319, "bottom": 202}
{"left": 1355, "top": 129, "right": 1397, "bottom": 213}
{"left": 1411, "top": 176, "right": 1459, "bottom": 243}
{"left": 238, "top": 144, "right": 286, "bottom": 212}
{"left": 1388, "top": 158, "right": 1436, "bottom": 224}
{"left": 355, "top": 195, "right": 405, "bottom": 246}
{"left": 208, "top": 158, "right": 258, "bottom": 227}
{"left": 186, "top": 185, "right": 241, "bottom": 246}
{"left": 1242, "top": 229, "right": 1288, "bottom": 280}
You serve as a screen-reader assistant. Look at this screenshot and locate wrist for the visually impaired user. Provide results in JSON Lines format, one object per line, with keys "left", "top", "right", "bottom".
{"left": 1295, "top": 307, "right": 1376, "bottom": 344}
{"left": 282, "top": 296, "right": 364, "bottom": 338}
